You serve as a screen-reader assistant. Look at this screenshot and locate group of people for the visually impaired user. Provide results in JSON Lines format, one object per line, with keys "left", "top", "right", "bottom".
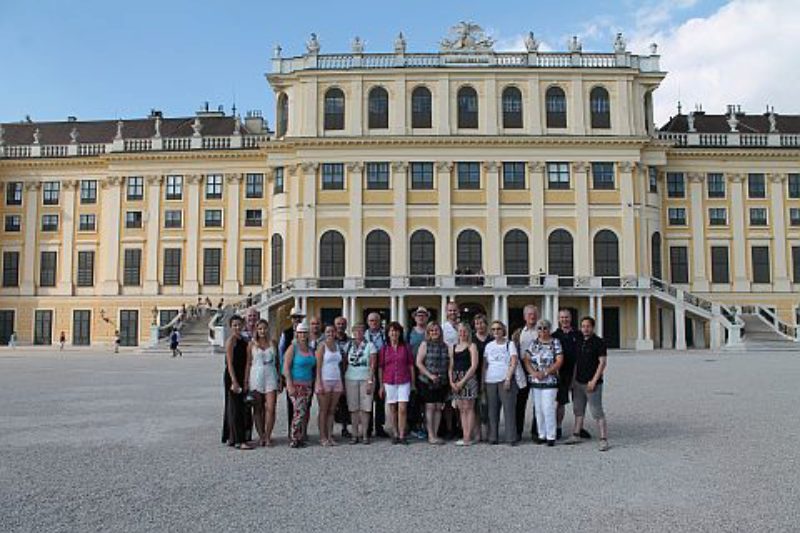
{"left": 222, "top": 302, "right": 609, "bottom": 452}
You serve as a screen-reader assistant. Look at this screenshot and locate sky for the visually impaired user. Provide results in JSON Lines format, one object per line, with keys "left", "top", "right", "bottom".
{"left": 1, "top": 0, "right": 797, "bottom": 127}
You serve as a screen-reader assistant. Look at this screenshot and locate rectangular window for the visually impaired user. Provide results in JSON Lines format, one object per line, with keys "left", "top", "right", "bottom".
{"left": 366, "top": 162, "right": 390, "bottom": 190}
{"left": 126, "top": 176, "right": 144, "bottom": 201}
{"left": 790, "top": 208, "right": 800, "bottom": 227}
{"left": 666, "top": 172, "right": 685, "bottom": 198}
{"left": 165, "top": 175, "right": 183, "bottom": 200}
{"left": 751, "top": 246, "right": 771, "bottom": 283}
{"left": 457, "top": 162, "right": 481, "bottom": 190}
{"left": 591, "top": 162, "right": 615, "bottom": 190}
{"left": 547, "top": 162, "right": 570, "bottom": 190}
{"left": 203, "top": 248, "right": 221, "bottom": 286}
{"left": 502, "top": 162, "right": 526, "bottom": 190}
{"left": 749, "top": 208, "right": 768, "bottom": 226}
{"left": 41, "top": 214, "right": 59, "bottom": 232}
{"left": 648, "top": 167, "right": 658, "bottom": 194}
{"left": 164, "top": 210, "right": 182, "bottom": 229}
{"left": 205, "top": 174, "right": 223, "bottom": 199}
{"left": 2, "top": 251, "right": 19, "bottom": 287}
{"left": 245, "top": 209, "right": 262, "bottom": 227}
{"left": 245, "top": 173, "right": 264, "bottom": 198}
{"left": 410, "top": 162, "right": 434, "bottom": 190}
{"left": 243, "top": 248, "right": 262, "bottom": 285}
{"left": 669, "top": 246, "right": 689, "bottom": 284}
{"left": 39, "top": 251, "right": 57, "bottom": 287}
{"left": 163, "top": 248, "right": 182, "bottom": 286}
{"left": 668, "top": 208, "right": 686, "bottom": 226}
{"left": 34, "top": 310, "right": 53, "bottom": 345}
{"left": 748, "top": 173, "right": 766, "bottom": 198}
{"left": 72, "top": 310, "right": 91, "bottom": 346}
{"left": 321, "top": 163, "right": 344, "bottom": 190}
{"left": 204, "top": 209, "right": 222, "bottom": 228}
{"left": 793, "top": 246, "right": 800, "bottom": 284}
{"left": 78, "top": 214, "right": 96, "bottom": 231}
{"left": 76, "top": 250, "right": 94, "bottom": 287}
{"left": 125, "top": 211, "right": 142, "bottom": 229}
{"left": 789, "top": 174, "right": 800, "bottom": 199}
{"left": 708, "top": 208, "right": 727, "bottom": 226}
{"left": 6, "top": 182, "right": 23, "bottom": 205}
{"left": 119, "top": 310, "right": 139, "bottom": 347}
{"left": 43, "top": 181, "right": 60, "bottom": 205}
{"left": 707, "top": 173, "right": 726, "bottom": 198}
{"left": 80, "top": 180, "right": 97, "bottom": 204}
{"left": 5, "top": 215, "right": 21, "bottom": 232}
{"left": 711, "top": 246, "right": 729, "bottom": 284}
{"left": 123, "top": 249, "right": 142, "bottom": 286}
{"left": 273, "top": 167, "right": 285, "bottom": 194}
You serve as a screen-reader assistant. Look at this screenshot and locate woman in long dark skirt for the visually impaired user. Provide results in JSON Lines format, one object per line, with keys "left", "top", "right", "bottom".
{"left": 222, "top": 315, "right": 253, "bottom": 450}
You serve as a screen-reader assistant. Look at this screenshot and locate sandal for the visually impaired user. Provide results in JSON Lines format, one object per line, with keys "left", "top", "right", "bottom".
{"left": 350, "top": 437, "right": 360, "bottom": 445}
{"left": 363, "top": 436, "right": 372, "bottom": 445}
{"left": 599, "top": 439, "right": 610, "bottom": 452}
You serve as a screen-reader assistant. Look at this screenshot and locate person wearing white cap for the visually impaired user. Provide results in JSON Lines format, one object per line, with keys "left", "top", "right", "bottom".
{"left": 283, "top": 321, "right": 316, "bottom": 448}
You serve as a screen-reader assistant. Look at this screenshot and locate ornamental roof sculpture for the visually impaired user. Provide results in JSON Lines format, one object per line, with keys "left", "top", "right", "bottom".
{"left": 440, "top": 21, "right": 494, "bottom": 52}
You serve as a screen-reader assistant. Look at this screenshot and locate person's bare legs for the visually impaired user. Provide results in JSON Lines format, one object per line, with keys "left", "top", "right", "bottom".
{"left": 317, "top": 393, "right": 331, "bottom": 445}
{"left": 264, "top": 391, "right": 277, "bottom": 446}
{"left": 557, "top": 404, "right": 566, "bottom": 432}
{"left": 327, "top": 391, "right": 341, "bottom": 445}
{"left": 458, "top": 400, "right": 474, "bottom": 444}
{"left": 388, "top": 404, "right": 398, "bottom": 437}
{"left": 253, "top": 392, "right": 266, "bottom": 446}
{"left": 397, "top": 402, "right": 408, "bottom": 439}
{"left": 425, "top": 404, "right": 439, "bottom": 443}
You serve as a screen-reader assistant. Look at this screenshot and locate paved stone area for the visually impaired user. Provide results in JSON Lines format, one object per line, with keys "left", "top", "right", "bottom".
{"left": 1, "top": 347, "right": 798, "bottom": 532}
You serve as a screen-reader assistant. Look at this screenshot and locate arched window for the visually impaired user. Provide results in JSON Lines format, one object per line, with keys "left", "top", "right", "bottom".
{"left": 502, "top": 86, "right": 523, "bottom": 129}
{"left": 545, "top": 86, "right": 567, "bottom": 128}
{"left": 503, "top": 229, "right": 529, "bottom": 286}
{"left": 271, "top": 233, "right": 283, "bottom": 285}
{"left": 277, "top": 93, "right": 288, "bottom": 138}
{"left": 368, "top": 87, "right": 389, "bottom": 129}
{"left": 651, "top": 232, "right": 662, "bottom": 280}
{"left": 456, "top": 229, "right": 482, "bottom": 285}
{"left": 590, "top": 86, "right": 611, "bottom": 129}
{"left": 365, "top": 230, "right": 391, "bottom": 288}
{"left": 409, "top": 230, "right": 435, "bottom": 287}
{"left": 324, "top": 88, "right": 345, "bottom": 131}
{"left": 548, "top": 229, "right": 574, "bottom": 287}
{"left": 319, "top": 230, "right": 345, "bottom": 288}
{"left": 594, "top": 230, "right": 620, "bottom": 287}
{"left": 457, "top": 86, "right": 478, "bottom": 129}
{"left": 411, "top": 86, "right": 432, "bottom": 129}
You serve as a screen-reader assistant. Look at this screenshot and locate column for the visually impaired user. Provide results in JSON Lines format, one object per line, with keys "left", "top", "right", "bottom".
{"left": 596, "top": 296, "right": 604, "bottom": 337}
{"left": 301, "top": 163, "right": 318, "bottom": 278}
{"left": 636, "top": 296, "right": 644, "bottom": 341}
{"left": 619, "top": 161, "right": 637, "bottom": 278}
{"left": 300, "top": 296, "right": 308, "bottom": 316}
{"left": 588, "top": 295, "right": 595, "bottom": 319}
{"left": 645, "top": 296, "right": 652, "bottom": 343}
{"left": 391, "top": 162, "right": 408, "bottom": 277}
{"left": 688, "top": 172, "right": 708, "bottom": 291}
{"left": 569, "top": 77, "right": 586, "bottom": 134}
{"left": 484, "top": 161, "right": 501, "bottom": 275}
{"left": 223, "top": 173, "right": 242, "bottom": 295}
{"left": 288, "top": 165, "right": 302, "bottom": 278}
{"left": 693, "top": 318, "right": 706, "bottom": 348}
{"left": 183, "top": 174, "right": 200, "bottom": 295}
{"left": 348, "top": 163, "right": 364, "bottom": 278}
{"left": 390, "top": 295, "right": 398, "bottom": 322}
{"left": 436, "top": 78, "right": 450, "bottom": 134}
{"left": 674, "top": 295, "right": 687, "bottom": 350}
{"left": 484, "top": 78, "right": 498, "bottom": 135}
{"left": 293, "top": 296, "right": 300, "bottom": 311}
{"left": 440, "top": 295, "right": 448, "bottom": 320}
{"left": 341, "top": 296, "right": 349, "bottom": 324}
{"left": 99, "top": 177, "right": 122, "bottom": 295}
{"left": 728, "top": 174, "right": 749, "bottom": 291}
{"left": 20, "top": 182, "right": 39, "bottom": 295}
{"left": 573, "top": 162, "right": 591, "bottom": 276}
{"left": 493, "top": 294, "right": 501, "bottom": 321}
{"left": 143, "top": 176, "right": 162, "bottom": 294}
{"left": 57, "top": 180, "right": 76, "bottom": 295}
{"left": 349, "top": 297, "right": 358, "bottom": 326}
{"left": 398, "top": 294, "right": 406, "bottom": 329}
{"left": 528, "top": 161, "right": 546, "bottom": 274}
{"left": 769, "top": 173, "right": 790, "bottom": 291}
{"left": 501, "top": 295, "right": 509, "bottom": 326}
{"left": 436, "top": 162, "right": 453, "bottom": 275}
{"left": 552, "top": 293, "right": 560, "bottom": 323}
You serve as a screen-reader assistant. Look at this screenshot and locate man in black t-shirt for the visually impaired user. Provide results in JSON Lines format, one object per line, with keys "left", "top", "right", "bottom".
{"left": 552, "top": 308, "right": 580, "bottom": 440}
{"left": 565, "top": 316, "right": 609, "bottom": 451}
{"left": 334, "top": 316, "right": 353, "bottom": 438}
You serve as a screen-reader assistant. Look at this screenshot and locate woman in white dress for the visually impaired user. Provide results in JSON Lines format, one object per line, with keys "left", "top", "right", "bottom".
{"left": 247, "top": 319, "right": 281, "bottom": 446}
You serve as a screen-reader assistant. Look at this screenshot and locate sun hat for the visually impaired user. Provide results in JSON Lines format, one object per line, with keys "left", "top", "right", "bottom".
{"left": 295, "top": 322, "right": 309, "bottom": 333}
{"left": 414, "top": 306, "right": 430, "bottom": 316}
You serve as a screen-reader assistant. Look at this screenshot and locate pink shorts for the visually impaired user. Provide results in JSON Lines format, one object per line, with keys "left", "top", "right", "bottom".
{"left": 319, "top": 380, "right": 343, "bottom": 394}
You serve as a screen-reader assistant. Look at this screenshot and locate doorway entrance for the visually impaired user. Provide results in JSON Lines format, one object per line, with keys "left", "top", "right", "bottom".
{"left": 602, "top": 307, "right": 620, "bottom": 348}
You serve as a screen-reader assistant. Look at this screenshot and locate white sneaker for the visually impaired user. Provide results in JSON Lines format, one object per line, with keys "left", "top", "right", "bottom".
{"left": 455, "top": 439, "right": 465, "bottom": 446}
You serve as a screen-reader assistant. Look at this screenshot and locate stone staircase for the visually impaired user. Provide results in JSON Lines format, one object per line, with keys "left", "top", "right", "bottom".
{"left": 740, "top": 314, "right": 800, "bottom": 353}
{"left": 140, "top": 314, "right": 216, "bottom": 356}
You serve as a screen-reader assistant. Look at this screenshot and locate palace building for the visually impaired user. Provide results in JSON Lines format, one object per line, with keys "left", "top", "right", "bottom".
{"left": 0, "top": 24, "right": 798, "bottom": 349}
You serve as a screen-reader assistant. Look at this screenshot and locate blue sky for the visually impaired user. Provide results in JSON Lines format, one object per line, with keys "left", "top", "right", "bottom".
{"left": 4, "top": 0, "right": 791, "bottom": 127}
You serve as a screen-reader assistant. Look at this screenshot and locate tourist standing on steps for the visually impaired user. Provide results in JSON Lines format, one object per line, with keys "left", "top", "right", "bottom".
{"left": 223, "top": 315, "right": 252, "bottom": 450}
{"left": 483, "top": 320, "right": 519, "bottom": 445}
{"left": 415, "top": 322, "right": 449, "bottom": 445}
{"left": 316, "top": 325, "right": 344, "bottom": 447}
{"left": 247, "top": 319, "right": 280, "bottom": 447}
{"left": 333, "top": 316, "right": 352, "bottom": 439}
{"left": 566, "top": 316, "right": 610, "bottom": 452}
{"left": 512, "top": 304, "right": 538, "bottom": 442}
{"left": 378, "top": 322, "right": 415, "bottom": 445}
{"left": 279, "top": 307, "right": 306, "bottom": 439}
{"left": 522, "top": 319, "right": 563, "bottom": 447}
{"left": 283, "top": 322, "right": 316, "bottom": 448}
{"left": 449, "top": 322, "right": 479, "bottom": 446}
{"left": 345, "top": 323, "right": 377, "bottom": 444}
{"left": 471, "top": 314, "right": 493, "bottom": 442}
{"left": 365, "top": 312, "right": 388, "bottom": 438}
{"left": 553, "top": 309, "right": 580, "bottom": 440}
{"left": 170, "top": 328, "right": 182, "bottom": 357}
{"left": 406, "top": 307, "right": 430, "bottom": 439}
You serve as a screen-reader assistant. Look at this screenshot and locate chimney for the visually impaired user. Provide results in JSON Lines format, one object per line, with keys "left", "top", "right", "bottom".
{"left": 245, "top": 110, "right": 265, "bottom": 133}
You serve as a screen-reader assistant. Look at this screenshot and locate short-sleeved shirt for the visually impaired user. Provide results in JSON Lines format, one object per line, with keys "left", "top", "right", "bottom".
{"left": 365, "top": 328, "right": 385, "bottom": 352}
{"left": 472, "top": 333, "right": 493, "bottom": 384}
{"left": 407, "top": 327, "right": 426, "bottom": 357}
{"left": 483, "top": 340, "right": 518, "bottom": 384}
{"left": 575, "top": 334, "right": 607, "bottom": 385}
{"left": 378, "top": 344, "right": 415, "bottom": 385}
{"left": 442, "top": 321, "right": 459, "bottom": 347}
{"left": 524, "top": 338, "right": 563, "bottom": 389}
{"left": 345, "top": 340, "right": 376, "bottom": 381}
{"left": 553, "top": 327, "right": 580, "bottom": 378}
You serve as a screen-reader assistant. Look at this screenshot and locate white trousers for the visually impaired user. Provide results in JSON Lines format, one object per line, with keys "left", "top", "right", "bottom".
{"left": 533, "top": 388, "right": 558, "bottom": 441}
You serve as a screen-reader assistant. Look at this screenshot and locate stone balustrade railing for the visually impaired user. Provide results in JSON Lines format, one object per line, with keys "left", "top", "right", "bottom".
{"left": 657, "top": 131, "right": 800, "bottom": 148}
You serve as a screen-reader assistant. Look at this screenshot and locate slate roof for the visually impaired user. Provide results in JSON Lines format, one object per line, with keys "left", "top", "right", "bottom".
{"left": 660, "top": 112, "right": 800, "bottom": 134}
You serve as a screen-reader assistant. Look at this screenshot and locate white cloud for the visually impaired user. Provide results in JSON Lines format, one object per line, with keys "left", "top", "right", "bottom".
{"left": 629, "top": 0, "right": 800, "bottom": 123}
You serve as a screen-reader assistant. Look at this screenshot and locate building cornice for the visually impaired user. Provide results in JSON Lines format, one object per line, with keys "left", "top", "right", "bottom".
{"left": 664, "top": 147, "right": 800, "bottom": 159}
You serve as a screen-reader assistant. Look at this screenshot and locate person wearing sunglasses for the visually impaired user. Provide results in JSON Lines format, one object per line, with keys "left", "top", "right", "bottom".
{"left": 522, "top": 319, "right": 563, "bottom": 447}
{"left": 483, "top": 320, "right": 519, "bottom": 445}
{"left": 511, "top": 304, "right": 539, "bottom": 442}
{"left": 416, "top": 322, "right": 450, "bottom": 445}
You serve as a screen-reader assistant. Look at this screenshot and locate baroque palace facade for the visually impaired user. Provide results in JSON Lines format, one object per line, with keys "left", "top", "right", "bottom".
{"left": 1, "top": 24, "right": 799, "bottom": 349}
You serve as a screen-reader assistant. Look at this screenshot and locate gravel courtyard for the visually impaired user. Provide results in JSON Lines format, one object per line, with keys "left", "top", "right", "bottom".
{"left": 1, "top": 347, "right": 798, "bottom": 532}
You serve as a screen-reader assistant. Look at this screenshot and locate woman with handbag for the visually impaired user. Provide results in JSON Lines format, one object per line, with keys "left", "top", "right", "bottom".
{"left": 483, "top": 320, "right": 520, "bottom": 445}
{"left": 415, "top": 322, "right": 450, "bottom": 445}
{"left": 247, "top": 319, "right": 281, "bottom": 447}
{"left": 345, "top": 323, "right": 377, "bottom": 444}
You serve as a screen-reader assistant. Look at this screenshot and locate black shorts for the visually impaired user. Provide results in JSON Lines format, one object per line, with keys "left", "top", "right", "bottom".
{"left": 419, "top": 382, "right": 449, "bottom": 404}
{"left": 557, "top": 376, "right": 572, "bottom": 405}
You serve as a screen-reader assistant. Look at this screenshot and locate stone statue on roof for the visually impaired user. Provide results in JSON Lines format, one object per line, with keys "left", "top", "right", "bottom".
{"left": 524, "top": 32, "right": 539, "bottom": 52}
{"left": 440, "top": 21, "right": 494, "bottom": 52}
{"left": 33, "top": 128, "right": 40, "bottom": 144}
{"left": 115, "top": 120, "right": 123, "bottom": 140}
{"left": 768, "top": 110, "right": 777, "bottom": 133}
{"left": 614, "top": 33, "right": 626, "bottom": 53}
{"left": 192, "top": 117, "right": 202, "bottom": 137}
{"left": 351, "top": 36, "right": 364, "bottom": 54}
{"left": 70, "top": 127, "right": 79, "bottom": 144}
{"left": 394, "top": 32, "right": 407, "bottom": 54}
{"left": 568, "top": 35, "right": 582, "bottom": 53}
{"left": 306, "top": 33, "right": 320, "bottom": 55}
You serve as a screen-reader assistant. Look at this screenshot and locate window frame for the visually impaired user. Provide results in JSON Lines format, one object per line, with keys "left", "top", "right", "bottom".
{"left": 6, "top": 182, "right": 23, "bottom": 206}
{"left": 366, "top": 162, "right": 390, "bottom": 190}
{"left": 245, "top": 173, "right": 264, "bottom": 199}
{"left": 666, "top": 172, "right": 685, "bottom": 198}
{"left": 273, "top": 167, "right": 285, "bottom": 195}
{"left": 123, "top": 248, "right": 142, "bottom": 286}
{"left": 591, "top": 162, "right": 615, "bottom": 190}
{"left": 125, "top": 211, "right": 143, "bottom": 229}
{"left": 204, "top": 209, "right": 223, "bottom": 228}
{"left": 4, "top": 215, "right": 21, "bottom": 232}
{"left": 39, "top": 251, "right": 57, "bottom": 287}
{"left": 321, "top": 163, "right": 345, "bottom": 191}
{"left": 751, "top": 245, "right": 771, "bottom": 284}
{"left": 244, "top": 209, "right": 263, "bottom": 227}
{"left": 164, "top": 210, "right": 183, "bottom": 229}
{"left": 749, "top": 207, "right": 768, "bottom": 227}
{"left": 708, "top": 207, "right": 727, "bottom": 226}
{"left": 547, "top": 162, "right": 570, "bottom": 190}
{"left": 789, "top": 208, "right": 800, "bottom": 227}
{"left": 41, "top": 214, "right": 59, "bottom": 232}
{"left": 545, "top": 86, "right": 567, "bottom": 128}
{"left": 747, "top": 173, "right": 766, "bottom": 199}
{"left": 502, "top": 162, "right": 526, "bottom": 190}
{"left": 205, "top": 174, "right": 223, "bottom": 200}
{"left": 710, "top": 246, "right": 730, "bottom": 284}
{"left": 162, "top": 248, "right": 182, "bottom": 286}
{"left": 367, "top": 86, "right": 389, "bottom": 130}
{"left": 411, "top": 86, "right": 432, "bottom": 129}
{"left": 78, "top": 214, "right": 96, "bottom": 232}
{"left": 76, "top": 250, "right": 95, "bottom": 287}
{"left": 668, "top": 207, "right": 687, "bottom": 226}
{"left": 126, "top": 176, "right": 144, "bottom": 201}
{"left": 589, "top": 86, "right": 611, "bottom": 129}
{"left": 456, "top": 162, "right": 481, "bottom": 190}
{"left": 42, "top": 181, "right": 60, "bottom": 205}
{"left": 501, "top": 86, "right": 523, "bottom": 129}
{"left": 456, "top": 86, "right": 479, "bottom": 129}
{"left": 243, "top": 248, "right": 262, "bottom": 286}
{"left": 79, "top": 180, "right": 97, "bottom": 204}
{"left": 2, "top": 251, "right": 20, "bottom": 287}
{"left": 410, "top": 162, "right": 434, "bottom": 190}
{"left": 165, "top": 175, "right": 183, "bottom": 200}
{"left": 323, "top": 87, "right": 346, "bottom": 131}
{"left": 788, "top": 174, "right": 800, "bottom": 199}
{"left": 707, "top": 173, "right": 726, "bottom": 198}
{"left": 669, "top": 246, "right": 689, "bottom": 284}
{"left": 202, "top": 248, "right": 222, "bottom": 286}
